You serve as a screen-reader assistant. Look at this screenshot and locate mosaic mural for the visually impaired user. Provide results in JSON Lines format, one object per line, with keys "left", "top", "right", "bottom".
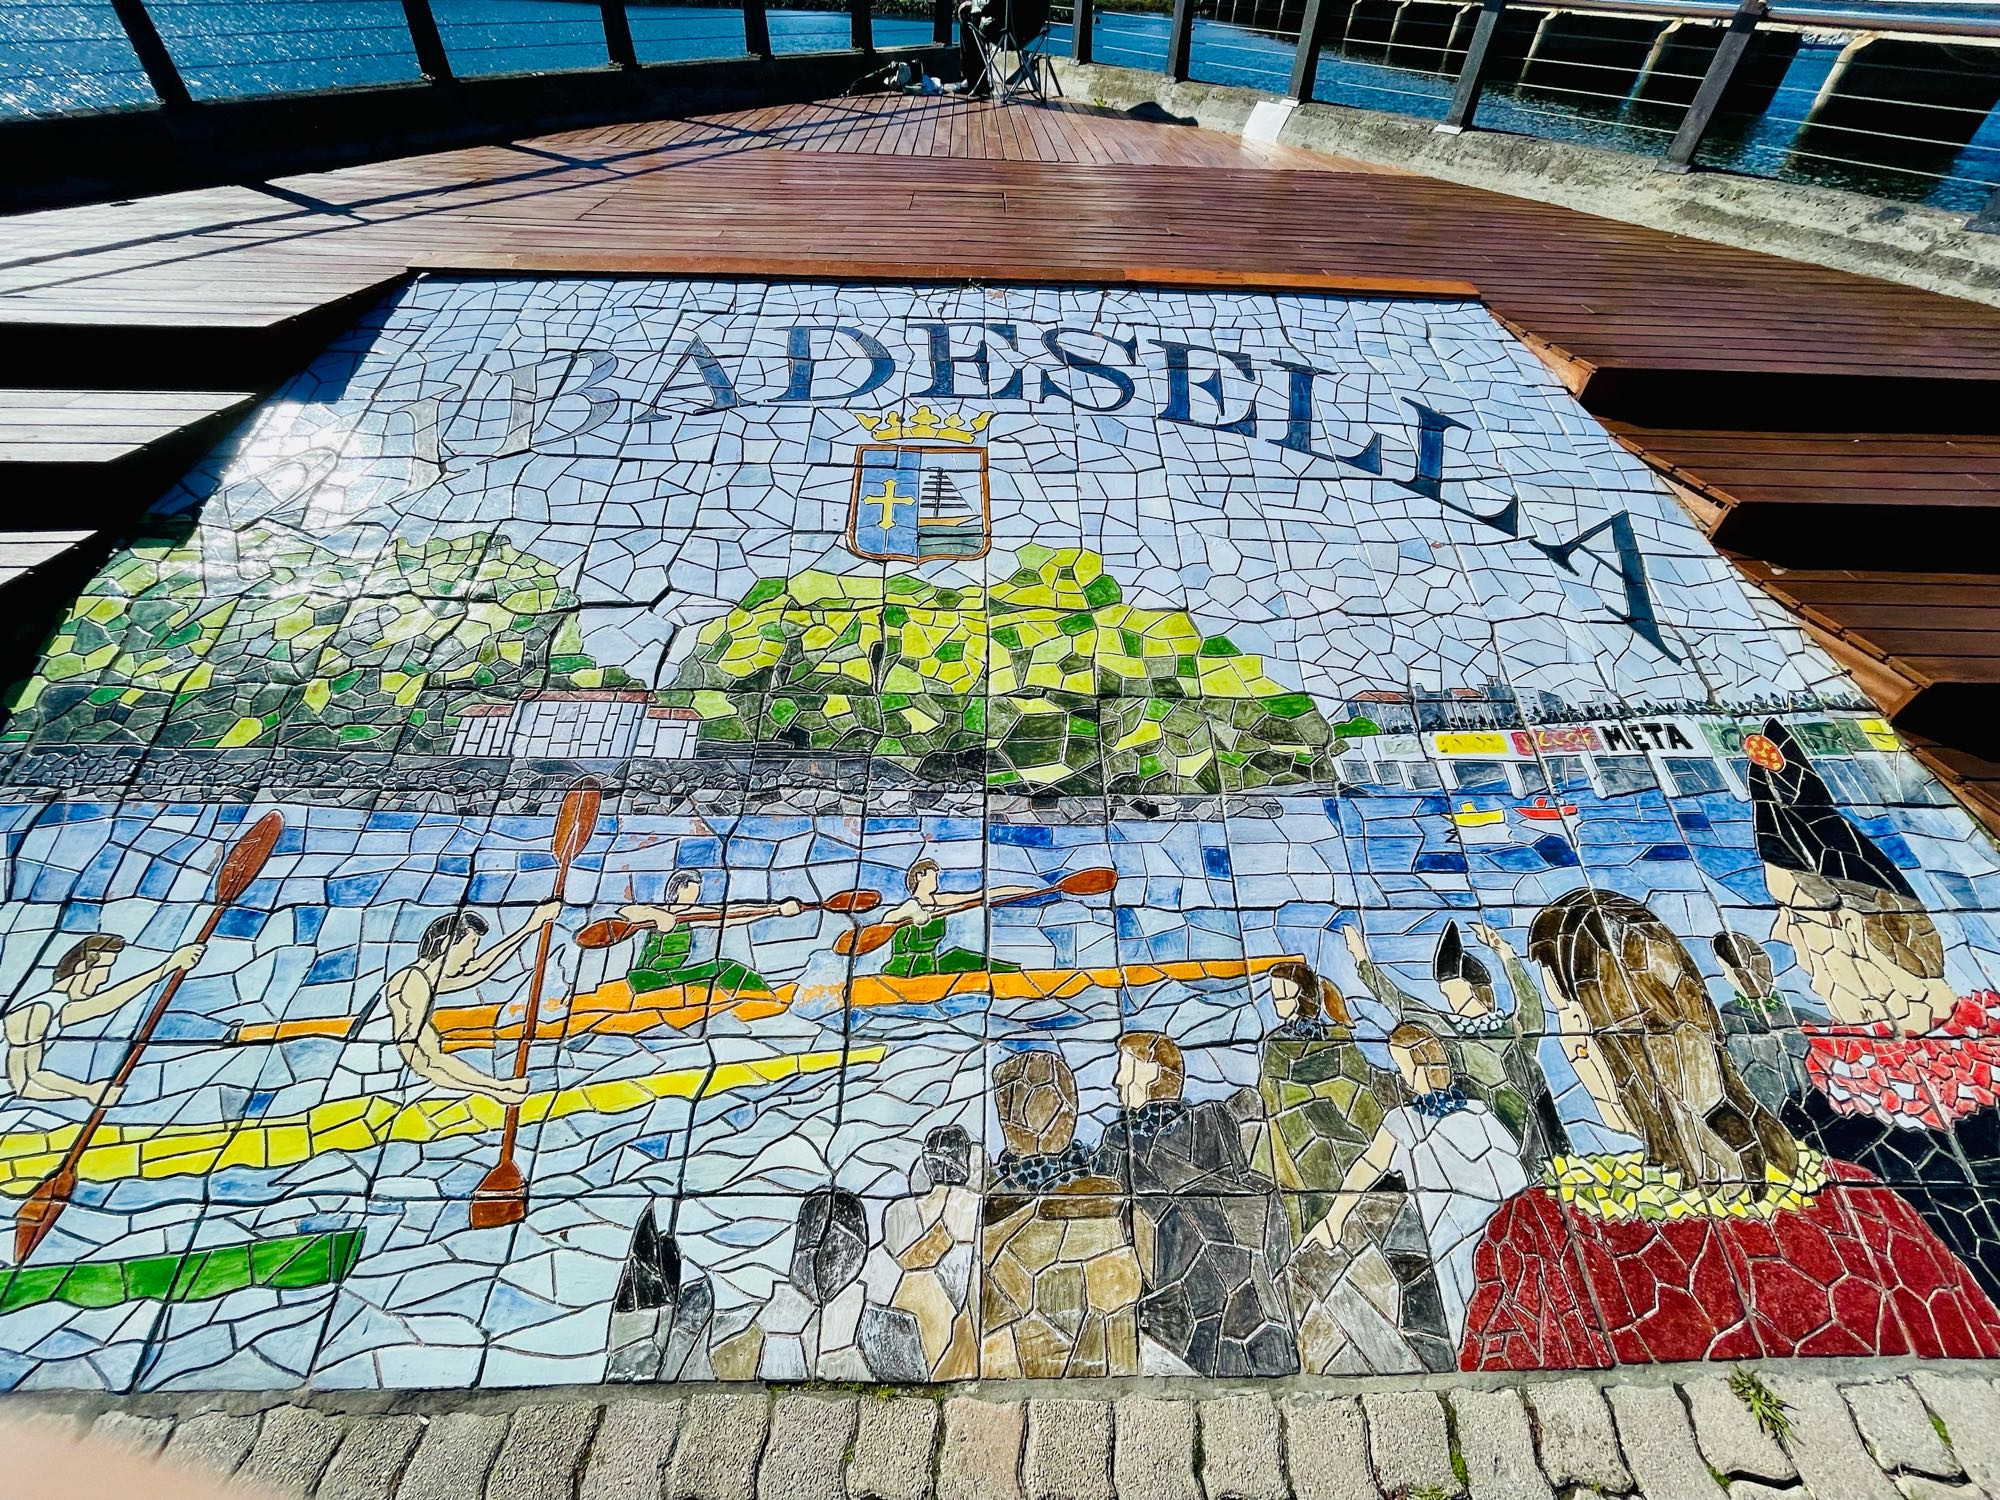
{"left": 3, "top": 275, "right": 2000, "bottom": 1390}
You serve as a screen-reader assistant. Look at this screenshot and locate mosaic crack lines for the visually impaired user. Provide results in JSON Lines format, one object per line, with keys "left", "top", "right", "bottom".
{"left": 1, "top": 276, "right": 1997, "bottom": 1390}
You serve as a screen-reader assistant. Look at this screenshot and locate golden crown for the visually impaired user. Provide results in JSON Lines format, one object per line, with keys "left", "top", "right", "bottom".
{"left": 853, "top": 407, "right": 993, "bottom": 444}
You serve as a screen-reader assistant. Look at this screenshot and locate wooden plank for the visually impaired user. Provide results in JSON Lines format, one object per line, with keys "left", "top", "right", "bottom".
{"left": 1889, "top": 656, "right": 2000, "bottom": 686}
{"left": 1615, "top": 424, "right": 2000, "bottom": 538}
{"left": 1661, "top": 485, "right": 2000, "bottom": 506}
{"left": 0, "top": 437, "right": 203, "bottom": 457}
{"left": 0, "top": 390, "right": 254, "bottom": 463}
{"left": 404, "top": 250, "right": 1485, "bottom": 298}
{"left": 1756, "top": 580, "right": 2000, "bottom": 605}
{"left": 5, "top": 96, "right": 2000, "bottom": 402}
{"left": 0, "top": 530, "right": 97, "bottom": 584}
{"left": 1838, "top": 634, "right": 2000, "bottom": 663}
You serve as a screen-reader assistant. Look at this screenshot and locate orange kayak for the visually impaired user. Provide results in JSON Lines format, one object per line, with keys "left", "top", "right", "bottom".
{"left": 231, "top": 955, "right": 1299, "bottom": 1052}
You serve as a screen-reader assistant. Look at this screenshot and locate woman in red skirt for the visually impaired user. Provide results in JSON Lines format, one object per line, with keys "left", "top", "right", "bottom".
{"left": 1459, "top": 888, "right": 2000, "bottom": 1369}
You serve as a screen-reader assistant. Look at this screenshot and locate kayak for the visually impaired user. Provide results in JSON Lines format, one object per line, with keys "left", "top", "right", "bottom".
{"left": 0, "top": 1046, "right": 877, "bottom": 1195}
{"left": 0, "top": 1227, "right": 363, "bottom": 1313}
{"left": 231, "top": 955, "right": 1300, "bottom": 1050}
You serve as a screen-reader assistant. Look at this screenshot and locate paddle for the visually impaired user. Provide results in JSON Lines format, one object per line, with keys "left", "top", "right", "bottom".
{"left": 573, "top": 889, "right": 880, "bottom": 950}
{"left": 14, "top": 810, "right": 285, "bottom": 1265}
{"left": 834, "top": 866, "right": 1118, "bottom": 958}
{"left": 470, "top": 782, "right": 600, "bottom": 1231}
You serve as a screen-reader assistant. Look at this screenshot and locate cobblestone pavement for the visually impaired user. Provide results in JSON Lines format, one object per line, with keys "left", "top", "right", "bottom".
{"left": 11, "top": 1367, "right": 2000, "bottom": 1500}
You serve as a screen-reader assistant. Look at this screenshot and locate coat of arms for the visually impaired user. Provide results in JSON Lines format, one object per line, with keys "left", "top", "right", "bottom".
{"left": 846, "top": 408, "right": 992, "bottom": 563}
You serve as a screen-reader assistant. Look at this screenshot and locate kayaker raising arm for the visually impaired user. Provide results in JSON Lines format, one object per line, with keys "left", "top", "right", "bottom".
{"left": 385, "top": 904, "right": 558, "bottom": 1104}
{"left": 3, "top": 934, "right": 204, "bottom": 1106}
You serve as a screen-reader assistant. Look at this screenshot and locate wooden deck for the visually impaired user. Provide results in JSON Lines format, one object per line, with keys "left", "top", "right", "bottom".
{"left": 4, "top": 92, "right": 1999, "bottom": 825}
{"left": 5, "top": 96, "right": 2000, "bottom": 412}
{"left": 1603, "top": 425, "right": 2000, "bottom": 566}
{"left": 1609, "top": 421, "right": 2000, "bottom": 825}
{"left": 1729, "top": 560, "right": 2000, "bottom": 717}
{"left": 0, "top": 388, "right": 253, "bottom": 467}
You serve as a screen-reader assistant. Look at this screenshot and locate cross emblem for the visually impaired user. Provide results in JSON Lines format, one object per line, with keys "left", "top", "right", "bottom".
{"left": 869, "top": 477, "right": 907, "bottom": 530}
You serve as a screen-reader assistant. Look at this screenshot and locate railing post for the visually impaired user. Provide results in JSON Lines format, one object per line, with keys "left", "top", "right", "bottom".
{"left": 851, "top": 0, "right": 875, "bottom": 51}
{"left": 935, "top": 0, "right": 954, "bottom": 47}
{"left": 1974, "top": 185, "right": 2000, "bottom": 235}
{"left": 1661, "top": 0, "right": 1765, "bottom": 171}
{"left": 1071, "top": 0, "right": 1094, "bottom": 62}
{"left": 598, "top": 1, "right": 639, "bottom": 67}
{"left": 1165, "top": 0, "right": 1196, "bottom": 80}
{"left": 399, "top": 0, "right": 455, "bottom": 81}
{"left": 107, "top": 0, "right": 191, "bottom": 110}
{"left": 1287, "top": 0, "right": 1327, "bottom": 100}
{"left": 1436, "top": 0, "right": 1503, "bottom": 132}
{"left": 744, "top": 0, "right": 772, "bottom": 56}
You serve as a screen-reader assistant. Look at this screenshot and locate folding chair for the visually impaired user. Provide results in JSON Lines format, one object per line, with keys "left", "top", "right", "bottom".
{"left": 968, "top": 0, "right": 1064, "bottom": 102}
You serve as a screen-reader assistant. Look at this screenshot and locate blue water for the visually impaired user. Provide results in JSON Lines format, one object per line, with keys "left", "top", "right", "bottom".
{"left": 1054, "top": 6, "right": 2000, "bottom": 209}
{"left": 3, "top": 0, "right": 1997, "bottom": 208}
{"left": 0, "top": 0, "right": 933, "bottom": 114}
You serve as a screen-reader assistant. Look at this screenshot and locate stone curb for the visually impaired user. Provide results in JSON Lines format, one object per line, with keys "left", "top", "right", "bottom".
{"left": 13, "top": 1370, "right": 2000, "bottom": 1500}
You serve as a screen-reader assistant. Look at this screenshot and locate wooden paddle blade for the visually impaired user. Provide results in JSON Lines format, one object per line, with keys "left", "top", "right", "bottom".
{"left": 469, "top": 1198, "right": 525, "bottom": 1230}
{"left": 469, "top": 1192, "right": 527, "bottom": 1230}
{"left": 214, "top": 810, "right": 285, "bottom": 906}
{"left": 576, "top": 917, "right": 643, "bottom": 949}
{"left": 845, "top": 922, "right": 900, "bottom": 957}
{"left": 470, "top": 1157, "right": 527, "bottom": 1229}
{"left": 821, "top": 889, "right": 881, "bottom": 914}
{"left": 553, "top": 784, "right": 602, "bottom": 871}
{"left": 13, "top": 1165, "right": 74, "bottom": 1263}
{"left": 1056, "top": 866, "right": 1118, "bottom": 897}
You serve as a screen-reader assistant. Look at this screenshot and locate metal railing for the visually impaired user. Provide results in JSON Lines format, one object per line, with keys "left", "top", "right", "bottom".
{"left": 1052, "top": 0, "right": 2000, "bottom": 224}
{"left": 3, "top": 0, "right": 1998, "bottom": 223}
{"left": 0, "top": 0, "right": 954, "bottom": 115}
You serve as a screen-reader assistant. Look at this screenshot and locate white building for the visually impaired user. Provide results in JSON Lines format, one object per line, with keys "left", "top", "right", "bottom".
{"left": 450, "top": 691, "right": 700, "bottom": 761}
{"left": 1336, "top": 714, "right": 1924, "bottom": 805}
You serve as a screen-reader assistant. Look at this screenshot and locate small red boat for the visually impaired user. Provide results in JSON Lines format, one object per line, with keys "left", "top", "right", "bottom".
{"left": 1517, "top": 796, "right": 1579, "bottom": 821}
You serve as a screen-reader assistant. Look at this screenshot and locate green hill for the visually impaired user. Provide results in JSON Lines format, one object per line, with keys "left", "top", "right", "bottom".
{"left": 660, "top": 545, "right": 1366, "bottom": 794}
{"left": 3, "top": 526, "right": 620, "bottom": 752}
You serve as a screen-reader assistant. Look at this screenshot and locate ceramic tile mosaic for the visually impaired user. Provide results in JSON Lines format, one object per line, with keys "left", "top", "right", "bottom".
{"left": 3, "top": 275, "right": 2000, "bottom": 1388}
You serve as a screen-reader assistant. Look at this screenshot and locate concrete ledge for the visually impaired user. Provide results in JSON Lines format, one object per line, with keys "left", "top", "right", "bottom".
{"left": 11, "top": 1366, "right": 2000, "bottom": 1500}
{"left": 1059, "top": 61, "right": 2000, "bottom": 309}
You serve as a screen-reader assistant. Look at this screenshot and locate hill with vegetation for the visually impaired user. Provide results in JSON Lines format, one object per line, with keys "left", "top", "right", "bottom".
{"left": 661, "top": 544, "right": 1368, "bottom": 793}
{"left": 3, "top": 526, "right": 621, "bottom": 752}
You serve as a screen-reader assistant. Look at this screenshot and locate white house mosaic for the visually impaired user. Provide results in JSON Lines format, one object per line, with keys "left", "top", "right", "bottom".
{"left": 3, "top": 276, "right": 2000, "bottom": 1390}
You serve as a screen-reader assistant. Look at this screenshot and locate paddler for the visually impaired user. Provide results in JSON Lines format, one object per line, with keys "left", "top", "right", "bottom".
{"left": 618, "top": 871, "right": 803, "bottom": 997}
{"left": 873, "top": 856, "right": 1040, "bottom": 979}
{"left": 377, "top": 904, "right": 559, "bottom": 1105}
{"left": 3, "top": 933, "right": 205, "bottom": 1107}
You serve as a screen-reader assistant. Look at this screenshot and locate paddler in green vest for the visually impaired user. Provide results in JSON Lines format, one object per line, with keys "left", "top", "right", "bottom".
{"left": 875, "top": 856, "right": 1040, "bottom": 979}
{"left": 618, "top": 871, "right": 803, "bottom": 997}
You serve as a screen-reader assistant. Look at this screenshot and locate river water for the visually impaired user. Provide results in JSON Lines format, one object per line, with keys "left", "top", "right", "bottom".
{"left": 1055, "top": 6, "right": 2000, "bottom": 209}
{"left": 2, "top": 0, "right": 1997, "bottom": 209}
{"left": 4, "top": 766, "right": 1991, "bottom": 1388}
{"left": 0, "top": 1, "right": 937, "bottom": 112}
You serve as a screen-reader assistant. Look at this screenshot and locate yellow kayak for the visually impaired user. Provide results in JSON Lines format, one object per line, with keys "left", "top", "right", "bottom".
{"left": 232, "top": 955, "right": 1300, "bottom": 1050}
{"left": 0, "top": 1046, "right": 877, "bottom": 1196}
